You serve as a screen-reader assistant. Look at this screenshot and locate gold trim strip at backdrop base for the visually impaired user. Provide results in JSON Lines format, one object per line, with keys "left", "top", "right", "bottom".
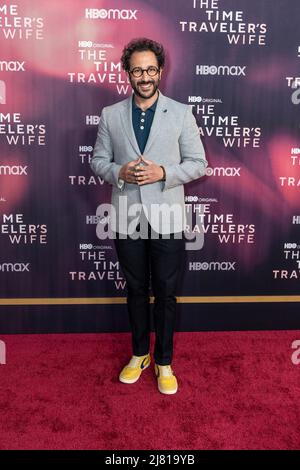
{"left": 0, "top": 296, "right": 300, "bottom": 305}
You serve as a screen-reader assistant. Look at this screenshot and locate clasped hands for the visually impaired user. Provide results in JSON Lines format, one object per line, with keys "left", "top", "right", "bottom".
{"left": 119, "top": 155, "right": 164, "bottom": 186}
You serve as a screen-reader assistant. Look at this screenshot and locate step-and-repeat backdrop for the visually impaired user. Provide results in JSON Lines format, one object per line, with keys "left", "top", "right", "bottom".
{"left": 0, "top": 0, "right": 299, "bottom": 331}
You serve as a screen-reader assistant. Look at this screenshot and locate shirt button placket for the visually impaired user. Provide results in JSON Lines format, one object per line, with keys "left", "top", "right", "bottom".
{"left": 140, "top": 112, "right": 145, "bottom": 130}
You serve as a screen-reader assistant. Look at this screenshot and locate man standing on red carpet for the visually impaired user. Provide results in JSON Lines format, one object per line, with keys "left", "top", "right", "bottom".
{"left": 90, "top": 38, "right": 207, "bottom": 394}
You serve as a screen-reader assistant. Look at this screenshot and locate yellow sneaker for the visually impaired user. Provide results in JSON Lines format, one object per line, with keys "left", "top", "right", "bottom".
{"left": 155, "top": 364, "right": 178, "bottom": 395}
{"left": 119, "top": 353, "right": 151, "bottom": 384}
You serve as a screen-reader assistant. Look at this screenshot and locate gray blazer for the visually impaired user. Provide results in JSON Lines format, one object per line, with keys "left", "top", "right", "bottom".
{"left": 90, "top": 90, "right": 207, "bottom": 235}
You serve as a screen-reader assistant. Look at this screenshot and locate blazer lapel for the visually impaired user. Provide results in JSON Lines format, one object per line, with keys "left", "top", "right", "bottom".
{"left": 120, "top": 94, "right": 140, "bottom": 156}
{"left": 143, "top": 90, "right": 167, "bottom": 155}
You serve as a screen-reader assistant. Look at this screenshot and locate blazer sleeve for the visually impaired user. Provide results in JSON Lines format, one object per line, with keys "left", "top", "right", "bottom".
{"left": 162, "top": 105, "right": 207, "bottom": 191}
{"left": 90, "top": 107, "right": 124, "bottom": 190}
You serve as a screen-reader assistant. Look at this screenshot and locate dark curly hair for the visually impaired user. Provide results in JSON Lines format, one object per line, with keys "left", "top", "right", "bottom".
{"left": 121, "top": 37, "right": 165, "bottom": 72}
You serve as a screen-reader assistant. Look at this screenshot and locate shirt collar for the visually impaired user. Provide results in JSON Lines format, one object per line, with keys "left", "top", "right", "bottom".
{"left": 132, "top": 90, "right": 159, "bottom": 112}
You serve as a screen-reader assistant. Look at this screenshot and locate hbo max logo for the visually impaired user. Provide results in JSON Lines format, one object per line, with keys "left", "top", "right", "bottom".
{"left": 85, "top": 8, "right": 138, "bottom": 20}
{"left": 196, "top": 65, "right": 246, "bottom": 76}
{"left": 0, "top": 263, "right": 30, "bottom": 272}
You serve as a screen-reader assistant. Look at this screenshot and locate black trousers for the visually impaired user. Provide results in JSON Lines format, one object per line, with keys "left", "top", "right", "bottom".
{"left": 114, "top": 222, "right": 185, "bottom": 365}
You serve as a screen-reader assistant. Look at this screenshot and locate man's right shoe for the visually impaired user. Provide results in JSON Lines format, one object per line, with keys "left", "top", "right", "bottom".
{"left": 119, "top": 353, "right": 151, "bottom": 384}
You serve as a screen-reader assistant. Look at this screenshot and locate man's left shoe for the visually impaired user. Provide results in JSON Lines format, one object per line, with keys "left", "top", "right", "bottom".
{"left": 155, "top": 364, "right": 178, "bottom": 395}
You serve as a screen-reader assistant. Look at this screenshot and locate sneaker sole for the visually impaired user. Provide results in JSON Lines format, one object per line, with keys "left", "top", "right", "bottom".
{"left": 119, "top": 361, "right": 150, "bottom": 384}
{"left": 158, "top": 385, "right": 178, "bottom": 395}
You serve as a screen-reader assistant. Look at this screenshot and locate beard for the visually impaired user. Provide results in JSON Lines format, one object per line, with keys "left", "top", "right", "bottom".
{"left": 130, "top": 76, "right": 161, "bottom": 100}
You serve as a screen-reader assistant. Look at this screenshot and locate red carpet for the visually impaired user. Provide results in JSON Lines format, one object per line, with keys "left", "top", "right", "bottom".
{"left": 0, "top": 330, "right": 300, "bottom": 450}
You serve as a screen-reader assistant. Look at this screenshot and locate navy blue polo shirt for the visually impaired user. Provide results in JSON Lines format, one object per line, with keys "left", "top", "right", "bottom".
{"left": 132, "top": 93, "right": 158, "bottom": 153}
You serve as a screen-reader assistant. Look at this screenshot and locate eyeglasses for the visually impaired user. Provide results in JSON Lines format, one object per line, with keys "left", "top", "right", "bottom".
{"left": 129, "top": 66, "right": 160, "bottom": 78}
